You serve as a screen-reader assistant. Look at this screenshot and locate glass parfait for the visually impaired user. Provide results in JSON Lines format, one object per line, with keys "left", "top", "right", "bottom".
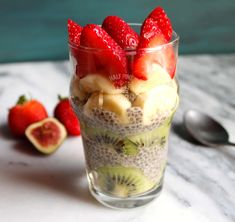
{"left": 69, "top": 25, "right": 179, "bottom": 209}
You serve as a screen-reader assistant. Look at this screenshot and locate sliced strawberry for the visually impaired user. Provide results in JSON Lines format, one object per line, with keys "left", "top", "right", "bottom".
{"left": 147, "top": 6, "right": 173, "bottom": 41}
{"left": 67, "top": 20, "right": 92, "bottom": 78}
{"left": 133, "top": 18, "right": 176, "bottom": 79}
{"left": 80, "top": 24, "right": 129, "bottom": 87}
{"left": 67, "top": 19, "right": 83, "bottom": 46}
{"left": 102, "top": 16, "right": 139, "bottom": 49}
{"left": 140, "top": 18, "right": 164, "bottom": 41}
{"left": 75, "top": 47, "right": 98, "bottom": 78}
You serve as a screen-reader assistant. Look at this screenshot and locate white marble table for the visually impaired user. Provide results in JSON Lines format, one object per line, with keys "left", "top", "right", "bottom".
{"left": 0, "top": 55, "right": 235, "bottom": 222}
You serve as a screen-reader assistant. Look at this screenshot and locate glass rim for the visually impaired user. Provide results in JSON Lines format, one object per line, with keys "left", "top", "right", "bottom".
{"left": 68, "top": 23, "right": 179, "bottom": 52}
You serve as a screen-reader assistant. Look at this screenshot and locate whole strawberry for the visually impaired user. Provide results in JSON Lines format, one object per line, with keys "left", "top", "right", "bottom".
{"left": 8, "top": 95, "right": 48, "bottom": 137}
{"left": 54, "top": 96, "right": 80, "bottom": 136}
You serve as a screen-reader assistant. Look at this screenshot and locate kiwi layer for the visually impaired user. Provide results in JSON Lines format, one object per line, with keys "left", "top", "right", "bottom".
{"left": 123, "top": 119, "right": 170, "bottom": 148}
{"left": 82, "top": 126, "right": 123, "bottom": 152}
{"left": 95, "top": 166, "right": 155, "bottom": 197}
{"left": 82, "top": 116, "right": 171, "bottom": 157}
{"left": 82, "top": 125, "right": 140, "bottom": 155}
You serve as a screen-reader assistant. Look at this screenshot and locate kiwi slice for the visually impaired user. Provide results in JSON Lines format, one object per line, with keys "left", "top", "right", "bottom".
{"left": 96, "top": 166, "right": 154, "bottom": 197}
{"left": 82, "top": 126, "right": 139, "bottom": 155}
{"left": 122, "top": 139, "right": 139, "bottom": 156}
{"left": 83, "top": 126, "right": 119, "bottom": 142}
{"left": 125, "top": 122, "right": 170, "bottom": 148}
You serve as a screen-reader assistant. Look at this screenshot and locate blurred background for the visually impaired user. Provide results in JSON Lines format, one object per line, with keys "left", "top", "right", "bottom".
{"left": 1, "top": 0, "right": 235, "bottom": 63}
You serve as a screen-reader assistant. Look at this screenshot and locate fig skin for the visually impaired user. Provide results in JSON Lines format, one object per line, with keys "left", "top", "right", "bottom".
{"left": 25, "top": 117, "right": 67, "bottom": 154}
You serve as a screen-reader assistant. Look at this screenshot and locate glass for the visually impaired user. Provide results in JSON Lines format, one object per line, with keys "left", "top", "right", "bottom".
{"left": 69, "top": 24, "right": 179, "bottom": 209}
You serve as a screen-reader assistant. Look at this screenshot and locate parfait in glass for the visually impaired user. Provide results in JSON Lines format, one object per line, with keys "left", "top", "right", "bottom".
{"left": 69, "top": 6, "right": 179, "bottom": 209}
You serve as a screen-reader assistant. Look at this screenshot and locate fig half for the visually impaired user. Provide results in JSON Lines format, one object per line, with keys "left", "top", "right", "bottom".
{"left": 25, "top": 117, "right": 67, "bottom": 154}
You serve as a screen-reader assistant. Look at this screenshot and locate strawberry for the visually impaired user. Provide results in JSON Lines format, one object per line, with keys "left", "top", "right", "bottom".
{"left": 54, "top": 96, "right": 80, "bottom": 136}
{"left": 80, "top": 24, "right": 129, "bottom": 87}
{"left": 140, "top": 18, "right": 164, "bottom": 42}
{"left": 68, "top": 19, "right": 83, "bottom": 46}
{"left": 67, "top": 19, "right": 90, "bottom": 79}
{"left": 8, "top": 95, "right": 48, "bottom": 137}
{"left": 76, "top": 49, "right": 98, "bottom": 79}
{"left": 102, "top": 16, "right": 139, "bottom": 49}
{"left": 147, "top": 6, "right": 173, "bottom": 41}
{"left": 133, "top": 18, "right": 176, "bottom": 79}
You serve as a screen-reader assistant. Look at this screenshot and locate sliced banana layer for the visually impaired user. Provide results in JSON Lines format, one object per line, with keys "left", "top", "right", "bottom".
{"left": 80, "top": 74, "right": 125, "bottom": 94}
{"left": 83, "top": 92, "right": 100, "bottom": 117}
{"left": 70, "top": 75, "right": 87, "bottom": 101}
{"left": 84, "top": 93, "right": 131, "bottom": 124}
{"left": 133, "top": 84, "right": 178, "bottom": 125}
{"left": 129, "top": 64, "right": 172, "bottom": 95}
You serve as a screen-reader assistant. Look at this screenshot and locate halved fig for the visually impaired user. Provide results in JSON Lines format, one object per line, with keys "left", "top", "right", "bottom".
{"left": 25, "top": 117, "right": 67, "bottom": 154}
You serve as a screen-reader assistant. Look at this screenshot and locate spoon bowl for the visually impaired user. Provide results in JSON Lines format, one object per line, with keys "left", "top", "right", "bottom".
{"left": 184, "top": 110, "right": 235, "bottom": 147}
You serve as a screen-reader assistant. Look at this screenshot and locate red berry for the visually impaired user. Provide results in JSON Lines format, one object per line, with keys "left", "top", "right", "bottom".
{"left": 147, "top": 6, "right": 173, "bottom": 41}
{"left": 102, "top": 16, "right": 139, "bottom": 49}
{"left": 80, "top": 24, "right": 129, "bottom": 87}
{"left": 68, "top": 19, "right": 83, "bottom": 46}
{"left": 54, "top": 97, "right": 80, "bottom": 136}
{"left": 8, "top": 95, "right": 48, "bottom": 137}
{"left": 67, "top": 20, "right": 90, "bottom": 79}
{"left": 133, "top": 18, "right": 176, "bottom": 79}
{"left": 67, "top": 19, "right": 83, "bottom": 71}
{"left": 75, "top": 48, "right": 98, "bottom": 79}
{"left": 140, "top": 18, "right": 164, "bottom": 43}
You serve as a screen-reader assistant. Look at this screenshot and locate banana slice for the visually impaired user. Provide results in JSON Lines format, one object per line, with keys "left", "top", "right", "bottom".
{"left": 83, "top": 92, "right": 102, "bottom": 117}
{"left": 102, "top": 94, "right": 131, "bottom": 124}
{"left": 70, "top": 75, "right": 87, "bottom": 101}
{"left": 83, "top": 93, "right": 131, "bottom": 124}
{"left": 129, "top": 64, "right": 172, "bottom": 95}
{"left": 80, "top": 74, "right": 125, "bottom": 94}
{"left": 171, "top": 79, "right": 179, "bottom": 92}
{"left": 133, "top": 84, "right": 178, "bottom": 125}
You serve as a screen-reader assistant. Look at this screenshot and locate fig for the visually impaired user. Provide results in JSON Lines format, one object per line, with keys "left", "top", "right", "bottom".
{"left": 25, "top": 117, "right": 67, "bottom": 154}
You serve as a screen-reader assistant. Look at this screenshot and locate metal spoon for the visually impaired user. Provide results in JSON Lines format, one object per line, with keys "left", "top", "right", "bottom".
{"left": 184, "top": 109, "right": 235, "bottom": 147}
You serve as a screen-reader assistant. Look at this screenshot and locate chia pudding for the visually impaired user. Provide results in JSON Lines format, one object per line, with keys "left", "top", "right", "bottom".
{"left": 70, "top": 71, "right": 179, "bottom": 197}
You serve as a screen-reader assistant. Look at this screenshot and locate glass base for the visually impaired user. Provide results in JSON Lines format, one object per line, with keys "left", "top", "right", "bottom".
{"left": 89, "top": 183, "right": 163, "bottom": 209}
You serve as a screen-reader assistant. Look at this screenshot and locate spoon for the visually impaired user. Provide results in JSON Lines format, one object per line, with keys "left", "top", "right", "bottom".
{"left": 183, "top": 109, "right": 235, "bottom": 147}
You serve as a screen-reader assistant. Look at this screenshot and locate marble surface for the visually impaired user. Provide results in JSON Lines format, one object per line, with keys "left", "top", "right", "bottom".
{"left": 0, "top": 54, "right": 235, "bottom": 222}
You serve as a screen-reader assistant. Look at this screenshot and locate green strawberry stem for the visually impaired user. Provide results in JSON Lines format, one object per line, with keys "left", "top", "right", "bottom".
{"left": 17, "top": 95, "right": 28, "bottom": 105}
{"left": 58, "top": 95, "right": 68, "bottom": 101}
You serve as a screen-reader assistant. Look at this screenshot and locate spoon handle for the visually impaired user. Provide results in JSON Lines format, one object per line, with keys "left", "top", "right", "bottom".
{"left": 227, "top": 141, "right": 235, "bottom": 146}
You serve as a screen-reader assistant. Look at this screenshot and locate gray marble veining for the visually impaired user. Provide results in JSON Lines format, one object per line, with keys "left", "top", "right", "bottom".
{"left": 0, "top": 54, "right": 235, "bottom": 222}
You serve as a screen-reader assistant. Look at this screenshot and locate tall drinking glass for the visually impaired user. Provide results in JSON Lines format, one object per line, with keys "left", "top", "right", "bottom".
{"left": 69, "top": 25, "right": 179, "bottom": 209}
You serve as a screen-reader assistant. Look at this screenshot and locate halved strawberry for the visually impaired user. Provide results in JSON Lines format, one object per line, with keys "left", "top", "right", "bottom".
{"left": 75, "top": 47, "right": 98, "bottom": 79}
{"left": 140, "top": 18, "right": 164, "bottom": 41}
{"left": 80, "top": 24, "right": 129, "bottom": 87}
{"left": 102, "top": 16, "right": 139, "bottom": 49}
{"left": 147, "top": 6, "right": 173, "bottom": 41}
{"left": 133, "top": 18, "right": 176, "bottom": 79}
{"left": 67, "top": 20, "right": 93, "bottom": 78}
{"left": 67, "top": 19, "right": 83, "bottom": 46}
